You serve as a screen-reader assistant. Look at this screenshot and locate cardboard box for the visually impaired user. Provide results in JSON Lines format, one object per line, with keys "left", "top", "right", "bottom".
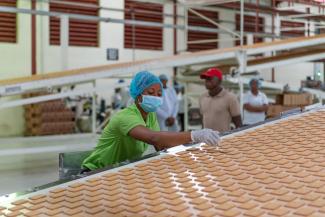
{"left": 275, "top": 93, "right": 313, "bottom": 106}
{"left": 267, "top": 105, "right": 304, "bottom": 118}
{"left": 283, "top": 93, "right": 312, "bottom": 106}
{"left": 301, "top": 80, "right": 322, "bottom": 89}
{"left": 267, "top": 105, "right": 283, "bottom": 117}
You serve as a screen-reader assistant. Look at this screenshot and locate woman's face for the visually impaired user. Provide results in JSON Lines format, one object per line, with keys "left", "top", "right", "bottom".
{"left": 137, "top": 83, "right": 162, "bottom": 103}
{"left": 250, "top": 80, "right": 259, "bottom": 92}
{"left": 143, "top": 83, "right": 162, "bottom": 97}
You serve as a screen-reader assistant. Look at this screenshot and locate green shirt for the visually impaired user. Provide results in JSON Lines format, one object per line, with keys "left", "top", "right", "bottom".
{"left": 82, "top": 104, "right": 160, "bottom": 170}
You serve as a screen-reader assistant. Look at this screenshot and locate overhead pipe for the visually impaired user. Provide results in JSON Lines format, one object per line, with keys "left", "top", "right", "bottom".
{"left": 0, "top": 5, "right": 281, "bottom": 39}
{"left": 218, "top": 1, "right": 325, "bottom": 21}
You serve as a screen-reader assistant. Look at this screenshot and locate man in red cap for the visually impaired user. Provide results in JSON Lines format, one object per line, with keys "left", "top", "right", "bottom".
{"left": 199, "top": 68, "right": 242, "bottom": 132}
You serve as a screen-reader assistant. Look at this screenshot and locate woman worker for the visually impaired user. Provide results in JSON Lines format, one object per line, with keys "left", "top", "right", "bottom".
{"left": 82, "top": 71, "right": 220, "bottom": 172}
{"left": 243, "top": 78, "right": 269, "bottom": 126}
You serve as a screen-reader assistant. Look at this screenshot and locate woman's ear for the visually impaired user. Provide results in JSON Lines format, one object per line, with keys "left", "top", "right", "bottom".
{"left": 136, "top": 95, "right": 142, "bottom": 103}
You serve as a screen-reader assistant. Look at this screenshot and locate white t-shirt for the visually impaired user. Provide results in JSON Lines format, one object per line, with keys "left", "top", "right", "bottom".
{"left": 243, "top": 91, "right": 268, "bottom": 125}
{"left": 156, "top": 87, "right": 179, "bottom": 131}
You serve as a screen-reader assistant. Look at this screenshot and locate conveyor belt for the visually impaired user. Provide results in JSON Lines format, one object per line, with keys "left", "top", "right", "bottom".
{"left": 1, "top": 108, "right": 325, "bottom": 216}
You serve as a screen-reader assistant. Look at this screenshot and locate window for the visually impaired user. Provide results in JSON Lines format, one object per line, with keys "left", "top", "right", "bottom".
{"left": 281, "top": 21, "right": 305, "bottom": 37}
{"left": 124, "top": 0, "right": 163, "bottom": 50}
{"left": 235, "top": 14, "right": 264, "bottom": 46}
{"left": 50, "top": 0, "right": 99, "bottom": 47}
{"left": 0, "top": 0, "right": 16, "bottom": 43}
{"left": 187, "top": 9, "right": 219, "bottom": 52}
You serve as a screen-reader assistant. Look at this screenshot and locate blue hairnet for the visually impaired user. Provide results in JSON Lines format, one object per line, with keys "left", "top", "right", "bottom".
{"left": 129, "top": 71, "right": 163, "bottom": 99}
{"left": 159, "top": 74, "right": 168, "bottom": 81}
{"left": 249, "top": 78, "right": 262, "bottom": 88}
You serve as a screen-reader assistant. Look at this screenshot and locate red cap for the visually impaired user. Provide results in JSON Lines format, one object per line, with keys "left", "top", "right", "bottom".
{"left": 200, "top": 68, "right": 223, "bottom": 81}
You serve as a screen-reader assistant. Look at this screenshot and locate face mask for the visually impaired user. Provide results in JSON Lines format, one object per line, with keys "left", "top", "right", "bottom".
{"left": 140, "top": 95, "right": 163, "bottom": 112}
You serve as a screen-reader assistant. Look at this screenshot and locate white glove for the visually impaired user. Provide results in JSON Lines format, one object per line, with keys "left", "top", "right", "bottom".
{"left": 191, "top": 129, "right": 220, "bottom": 146}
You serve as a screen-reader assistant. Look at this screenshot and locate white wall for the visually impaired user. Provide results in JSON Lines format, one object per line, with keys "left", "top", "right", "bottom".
{"left": 0, "top": 1, "right": 321, "bottom": 136}
{"left": 176, "top": 4, "right": 186, "bottom": 53}
{"left": 219, "top": 9, "right": 236, "bottom": 48}
{"left": 0, "top": 1, "right": 32, "bottom": 137}
{"left": 243, "top": 6, "right": 316, "bottom": 87}
{"left": 0, "top": 1, "right": 31, "bottom": 79}
{"left": 0, "top": 0, "right": 176, "bottom": 136}
{"left": 274, "top": 63, "right": 314, "bottom": 88}
{"left": 37, "top": 1, "right": 175, "bottom": 73}
{"left": 39, "top": 0, "right": 175, "bottom": 101}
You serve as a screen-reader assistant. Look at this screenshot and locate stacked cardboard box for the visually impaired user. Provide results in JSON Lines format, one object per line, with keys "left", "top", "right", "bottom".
{"left": 24, "top": 92, "right": 75, "bottom": 136}
{"left": 267, "top": 92, "right": 313, "bottom": 118}
{"left": 267, "top": 104, "right": 300, "bottom": 118}
{"left": 301, "top": 80, "right": 322, "bottom": 89}
{"left": 276, "top": 92, "right": 313, "bottom": 106}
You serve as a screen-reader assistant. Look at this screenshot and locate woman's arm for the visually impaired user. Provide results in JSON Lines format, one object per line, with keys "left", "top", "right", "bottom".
{"left": 244, "top": 103, "right": 268, "bottom": 112}
{"left": 129, "top": 125, "right": 192, "bottom": 150}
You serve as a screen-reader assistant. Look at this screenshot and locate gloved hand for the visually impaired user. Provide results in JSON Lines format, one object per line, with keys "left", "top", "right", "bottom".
{"left": 191, "top": 129, "right": 220, "bottom": 146}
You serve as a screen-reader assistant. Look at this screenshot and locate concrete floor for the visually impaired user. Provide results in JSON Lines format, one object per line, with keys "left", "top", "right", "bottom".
{"left": 0, "top": 158, "right": 58, "bottom": 195}
{"left": 0, "top": 134, "right": 98, "bottom": 196}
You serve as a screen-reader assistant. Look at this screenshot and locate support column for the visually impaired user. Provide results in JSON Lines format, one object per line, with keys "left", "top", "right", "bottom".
{"left": 323, "top": 63, "right": 325, "bottom": 84}
{"left": 275, "top": 13, "right": 281, "bottom": 37}
{"left": 131, "top": 7, "right": 136, "bottom": 62}
{"left": 31, "top": 0, "right": 37, "bottom": 75}
{"left": 92, "top": 81, "right": 97, "bottom": 135}
{"left": 273, "top": 12, "right": 280, "bottom": 83}
{"left": 184, "top": 4, "right": 188, "bottom": 51}
{"left": 240, "top": 0, "right": 244, "bottom": 46}
{"left": 272, "top": 0, "right": 277, "bottom": 83}
{"left": 246, "top": 34, "right": 254, "bottom": 45}
{"left": 236, "top": 51, "right": 247, "bottom": 116}
{"left": 306, "top": 7, "right": 310, "bottom": 37}
{"left": 184, "top": 82, "right": 189, "bottom": 131}
{"left": 39, "top": 1, "right": 45, "bottom": 73}
{"left": 173, "top": 0, "right": 177, "bottom": 76}
{"left": 60, "top": 15, "right": 69, "bottom": 71}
